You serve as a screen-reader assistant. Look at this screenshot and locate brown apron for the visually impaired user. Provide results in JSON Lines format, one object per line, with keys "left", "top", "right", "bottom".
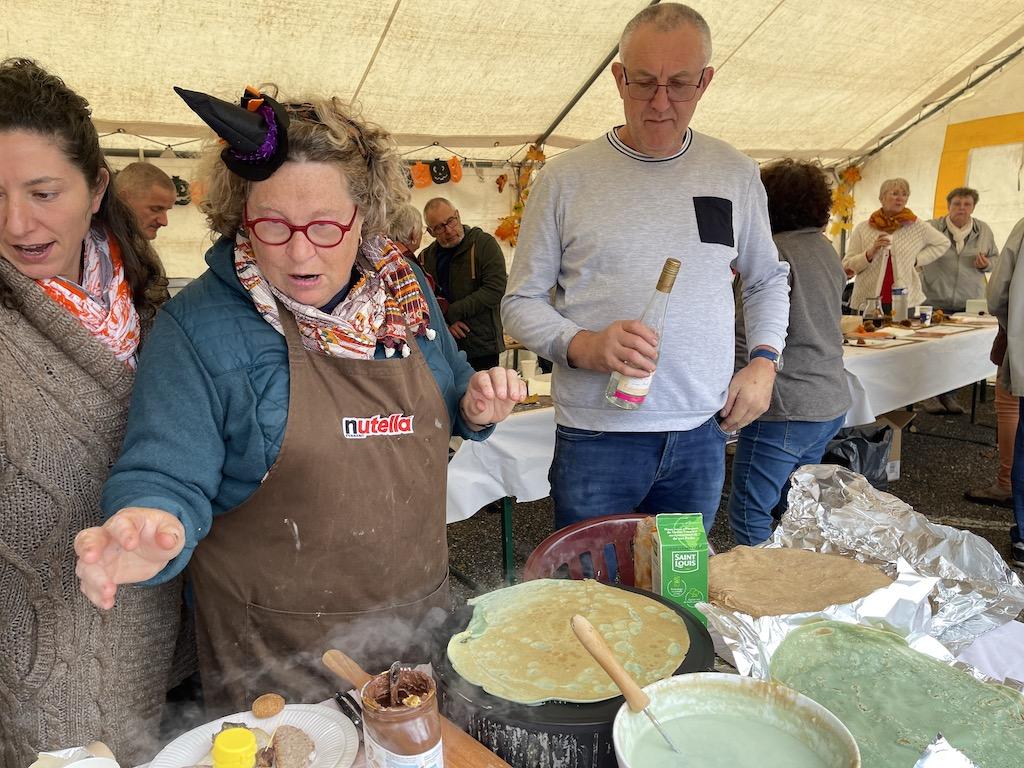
{"left": 188, "top": 304, "right": 451, "bottom": 715}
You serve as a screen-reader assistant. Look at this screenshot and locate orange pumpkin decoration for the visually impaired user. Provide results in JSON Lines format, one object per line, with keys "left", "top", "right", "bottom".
{"left": 448, "top": 156, "right": 463, "bottom": 183}
{"left": 410, "top": 161, "right": 432, "bottom": 189}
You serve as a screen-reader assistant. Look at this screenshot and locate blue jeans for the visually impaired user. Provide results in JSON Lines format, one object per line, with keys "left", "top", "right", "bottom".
{"left": 1011, "top": 399, "right": 1024, "bottom": 545}
{"left": 549, "top": 418, "right": 729, "bottom": 531}
{"left": 727, "top": 415, "right": 846, "bottom": 546}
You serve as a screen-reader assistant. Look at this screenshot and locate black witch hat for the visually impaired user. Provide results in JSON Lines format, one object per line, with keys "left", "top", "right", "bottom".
{"left": 174, "top": 85, "right": 290, "bottom": 181}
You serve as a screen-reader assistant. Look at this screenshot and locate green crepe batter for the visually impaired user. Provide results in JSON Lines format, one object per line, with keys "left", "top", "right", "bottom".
{"left": 770, "top": 621, "right": 1024, "bottom": 767}
{"left": 629, "top": 715, "right": 828, "bottom": 767}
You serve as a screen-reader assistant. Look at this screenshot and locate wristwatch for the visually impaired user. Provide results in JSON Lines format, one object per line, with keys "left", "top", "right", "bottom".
{"left": 749, "top": 348, "right": 783, "bottom": 372}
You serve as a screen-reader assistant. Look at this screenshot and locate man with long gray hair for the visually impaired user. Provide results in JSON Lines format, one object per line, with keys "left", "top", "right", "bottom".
{"left": 503, "top": 3, "right": 790, "bottom": 530}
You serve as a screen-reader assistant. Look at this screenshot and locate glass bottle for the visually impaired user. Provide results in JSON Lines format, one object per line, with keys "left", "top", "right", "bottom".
{"left": 891, "top": 288, "right": 909, "bottom": 322}
{"left": 605, "top": 258, "right": 681, "bottom": 410}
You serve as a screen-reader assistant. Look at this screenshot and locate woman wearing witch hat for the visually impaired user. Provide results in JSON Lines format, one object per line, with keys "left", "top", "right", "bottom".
{"left": 73, "top": 84, "right": 525, "bottom": 714}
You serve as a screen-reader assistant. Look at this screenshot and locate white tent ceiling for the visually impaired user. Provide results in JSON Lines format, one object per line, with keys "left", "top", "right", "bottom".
{"left": 8, "top": 0, "right": 1024, "bottom": 166}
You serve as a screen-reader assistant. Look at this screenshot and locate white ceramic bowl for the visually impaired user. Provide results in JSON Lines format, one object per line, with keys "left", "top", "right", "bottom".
{"left": 613, "top": 673, "right": 860, "bottom": 767}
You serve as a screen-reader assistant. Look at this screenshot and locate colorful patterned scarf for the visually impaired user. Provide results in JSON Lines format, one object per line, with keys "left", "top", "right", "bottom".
{"left": 234, "top": 231, "right": 435, "bottom": 358}
{"left": 36, "top": 228, "right": 141, "bottom": 367}
{"left": 868, "top": 207, "right": 918, "bottom": 234}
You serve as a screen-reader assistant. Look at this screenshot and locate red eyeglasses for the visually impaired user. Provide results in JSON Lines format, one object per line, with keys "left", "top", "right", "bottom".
{"left": 243, "top": 203, "right": 359, "bottom": 247}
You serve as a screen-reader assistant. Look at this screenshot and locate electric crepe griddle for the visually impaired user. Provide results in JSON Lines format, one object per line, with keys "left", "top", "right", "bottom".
{"left": 433, "top": 583, "right": 715, "bottom": 768}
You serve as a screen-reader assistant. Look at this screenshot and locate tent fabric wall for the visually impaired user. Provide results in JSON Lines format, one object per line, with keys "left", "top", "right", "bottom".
{"left": 10, "top": 1, "right": 1024, "bottom": 165}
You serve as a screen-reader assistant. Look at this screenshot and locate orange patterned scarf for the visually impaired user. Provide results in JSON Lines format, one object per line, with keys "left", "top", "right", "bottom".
{"left": 234, "top": 232, "right": 435, "bottom": 359}
{"left": 36, "top": 228, "right": 141, "bottom": 367}
{"left": 868, "top": 207, "right": 917, "bottom": 234}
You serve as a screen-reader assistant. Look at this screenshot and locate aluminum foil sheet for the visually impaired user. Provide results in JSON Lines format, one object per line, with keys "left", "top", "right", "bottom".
{"left": 770, "top": 464, "right": 1024, "bottom": 654}
{"left": 699, "top": 464, "right": 1024, "bottom": 680}
{"left": 699, "top": 559, "right": 946, "bottom": 679}
{"left": 913, "top": 735, "right": 980, "bottom": 768}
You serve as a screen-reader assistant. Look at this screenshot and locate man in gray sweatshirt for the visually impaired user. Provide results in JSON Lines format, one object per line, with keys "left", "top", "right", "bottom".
{"left": 502, "top": 3, "right": 790, "bottom": 531}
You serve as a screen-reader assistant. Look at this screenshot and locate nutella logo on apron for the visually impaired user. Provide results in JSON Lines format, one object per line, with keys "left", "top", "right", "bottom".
{"left": 342, "top": 413, "right": 415, "bottom": 439}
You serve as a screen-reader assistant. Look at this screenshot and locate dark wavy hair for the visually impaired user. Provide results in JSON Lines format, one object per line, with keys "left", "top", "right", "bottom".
{"left": 0, "top": 58, "right": 166, "bottom": 317}
{"left": 759, "top": 159, "right": 833, "bottom": 235}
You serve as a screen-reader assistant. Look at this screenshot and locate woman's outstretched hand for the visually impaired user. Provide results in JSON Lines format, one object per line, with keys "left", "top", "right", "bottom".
{"left": 74, "top": 507, "right": 185, "bottom": 609}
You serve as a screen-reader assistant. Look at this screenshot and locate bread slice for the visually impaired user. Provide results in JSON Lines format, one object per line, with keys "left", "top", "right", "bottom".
{"left": 271, "top": 725, "right": 315, "bottom": 768}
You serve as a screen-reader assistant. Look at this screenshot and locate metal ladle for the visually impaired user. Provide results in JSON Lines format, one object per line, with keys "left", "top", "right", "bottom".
{"left": 571, "top": 614, "right": 683, "bottom": 755}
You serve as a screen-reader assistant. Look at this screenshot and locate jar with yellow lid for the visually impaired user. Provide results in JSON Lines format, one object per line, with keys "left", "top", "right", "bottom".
{"left": 211, "top": 727, "right": 257, "bottom": 768}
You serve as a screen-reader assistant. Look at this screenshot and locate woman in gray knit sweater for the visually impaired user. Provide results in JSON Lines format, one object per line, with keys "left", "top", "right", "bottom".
{"left": 0, "top": 59, "right": 180, "bottom": 766}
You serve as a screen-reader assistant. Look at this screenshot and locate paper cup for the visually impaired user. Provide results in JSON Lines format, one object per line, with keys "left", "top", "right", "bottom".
{"left": 917, "top": 305, "right": 933, "bottom": 325}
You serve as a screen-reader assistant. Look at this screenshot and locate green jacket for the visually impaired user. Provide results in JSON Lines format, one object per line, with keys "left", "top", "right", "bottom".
{"left": 421, "top": 225, "right": 507, "bottom": 358}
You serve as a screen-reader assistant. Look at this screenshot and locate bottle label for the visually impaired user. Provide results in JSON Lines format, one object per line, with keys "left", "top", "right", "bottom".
{"left": 364, "top": 730, "right": 444, "bottom": 768}
{"left": 612, "top": 373, "right": 653, "bottom": 404}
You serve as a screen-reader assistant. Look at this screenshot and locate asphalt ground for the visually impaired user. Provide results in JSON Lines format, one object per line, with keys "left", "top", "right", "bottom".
{"left": 447, "top": 383, "right": 1023, "bottom": 605}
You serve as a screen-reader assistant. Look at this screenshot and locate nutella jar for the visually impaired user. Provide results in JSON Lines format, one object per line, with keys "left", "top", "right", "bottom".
{"left": 361, "top": 668, "right": 444, "bottom": 768}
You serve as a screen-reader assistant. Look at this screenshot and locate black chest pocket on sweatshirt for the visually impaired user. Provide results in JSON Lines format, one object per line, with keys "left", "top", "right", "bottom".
{"left": 694, "top": 196, "right": 735, "bottom": 247}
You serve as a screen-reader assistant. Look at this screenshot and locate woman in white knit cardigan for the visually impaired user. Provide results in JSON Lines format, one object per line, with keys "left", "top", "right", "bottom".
{"left": 844, "top": 178, "right": 948, "bottom": 312}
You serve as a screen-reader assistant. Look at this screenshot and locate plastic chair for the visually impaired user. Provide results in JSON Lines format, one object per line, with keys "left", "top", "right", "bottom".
{"left": 523, "top": 513, "right": 649, "bottom": 585}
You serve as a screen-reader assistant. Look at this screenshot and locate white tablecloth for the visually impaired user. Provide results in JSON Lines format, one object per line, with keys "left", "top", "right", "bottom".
{"left": 843, "top": 325, "right": 996, "bottom": 426}
{"left": 446, "top": 326, "right": 998, "bottom": 520}
{"left": 446, "top": 407, "right": 557, "bottom": 523}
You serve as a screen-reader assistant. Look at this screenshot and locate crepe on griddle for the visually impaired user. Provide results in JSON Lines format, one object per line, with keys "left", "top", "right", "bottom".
{"left": 708, "top": 546, "right": 892, "bottom": 617}
{"left": 446, "top": 579, "right": 689, "bottom": 705}
{"left": 771, "top": 621, "right": 1024, "bottom": 767}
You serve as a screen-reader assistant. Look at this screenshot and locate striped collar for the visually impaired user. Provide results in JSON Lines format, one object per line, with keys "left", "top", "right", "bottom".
{"left": 607, "top": 126, "right": 692, "bottom": 162}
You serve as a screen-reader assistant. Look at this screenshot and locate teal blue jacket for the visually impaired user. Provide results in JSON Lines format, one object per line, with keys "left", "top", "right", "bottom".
{"left": 101, "top": 237, "right": 487, "bottom": 583}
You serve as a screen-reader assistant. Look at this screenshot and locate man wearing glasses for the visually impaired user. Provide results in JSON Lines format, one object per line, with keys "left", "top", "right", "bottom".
{"left": 503, "top": 3, "right": 790, "bottom": 531}
{"left": 421, "top": 197, "right": 508, "bottom": 371}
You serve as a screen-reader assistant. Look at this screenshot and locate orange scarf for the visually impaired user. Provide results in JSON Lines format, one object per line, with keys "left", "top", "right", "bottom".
{"left": 36, "top": 228, "right": 140, "bottom": 367}
{"left": 234, "top": 232, "right": 435, "bottom": 359}
{"left": 868, "top": 207, "right": 917, "bottom": 234}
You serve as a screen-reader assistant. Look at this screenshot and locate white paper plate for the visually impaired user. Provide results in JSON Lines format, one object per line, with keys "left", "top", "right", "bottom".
{"left": 150, "top": 704, "right": 358, "bottom": 768}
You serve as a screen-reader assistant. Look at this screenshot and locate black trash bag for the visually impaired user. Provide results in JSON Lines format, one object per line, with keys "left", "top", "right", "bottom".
{"left": 822, "top": 424, "right": 894, "bottom": 490}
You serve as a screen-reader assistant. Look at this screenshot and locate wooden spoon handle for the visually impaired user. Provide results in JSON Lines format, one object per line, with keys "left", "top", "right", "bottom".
{"left": 571, "top": 614, "right": 650, "bottom": 713}
{"left": 322, "top": 649, "right": 373, "bottom": 689}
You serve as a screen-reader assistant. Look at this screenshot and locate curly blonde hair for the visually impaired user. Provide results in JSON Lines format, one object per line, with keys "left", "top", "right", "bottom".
{"left": 197, "top": 91, "right": 409, "bottom": 240}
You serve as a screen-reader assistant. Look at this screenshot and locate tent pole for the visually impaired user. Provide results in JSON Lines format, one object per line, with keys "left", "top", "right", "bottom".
{"left": 534, "top": 45, "right": 619, "bottom": 147}
{"left": 535, "top": 0, "right": 662, "bottom": 147}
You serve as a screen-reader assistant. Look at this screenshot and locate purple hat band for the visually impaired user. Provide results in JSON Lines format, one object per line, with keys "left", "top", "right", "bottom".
{"left": 227, "top": 104, "right": 278, "bottom": 163}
